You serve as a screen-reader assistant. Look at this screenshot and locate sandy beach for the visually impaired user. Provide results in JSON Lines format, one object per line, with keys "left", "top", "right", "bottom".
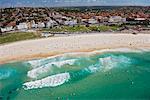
{"left": 0, "top": 33, "right": 150, "bottom": 64}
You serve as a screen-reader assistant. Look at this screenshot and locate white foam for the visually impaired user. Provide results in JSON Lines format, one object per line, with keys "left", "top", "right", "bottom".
{"left": 52, "top": 59, "right": 76, "bottom": 68}
{"left": 93, "top": 48, "right": 142, "bottom": 54}
{"left": 53, "top": 48, "right": 143, "bottom": 57}
{"left": 27, "top": 59, "right": 76, "bottom": 79}
{"left": 27, "top": 53, "right": 76, "bottom": 68}
{"left": 99, "top": 56, "right": 116, "bottom": 71}
{"left": 23, "top": 73, "right": 70, "bottom": 90}
{"left": 0, "top": 71, "right": 11, "bottom": 80}
{"left": 87, "top": 64, "right": 100, "bottom": 73}
{"left": 0, "top": 69, "right": 15, "bottom": 80}
{"left": 27, "top": 59, "right": 48, "bottom": 68}
{"left": 99, "top": 55, "right": 131, "bottom": 71}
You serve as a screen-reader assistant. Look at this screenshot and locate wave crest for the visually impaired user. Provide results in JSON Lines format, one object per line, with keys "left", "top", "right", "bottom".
{"left": 27, "top": 59, "right": 76, "bottom": 79}
{"left": 99, "top": 55, "right": 131, "bottom": 71}
{"left": 23, "top": 72, "right": 70, "bottom": 90}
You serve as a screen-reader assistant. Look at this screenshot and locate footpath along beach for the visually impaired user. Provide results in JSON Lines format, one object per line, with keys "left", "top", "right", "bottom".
{"left": 0, "top": 33, "right": 150, "bottom": 64}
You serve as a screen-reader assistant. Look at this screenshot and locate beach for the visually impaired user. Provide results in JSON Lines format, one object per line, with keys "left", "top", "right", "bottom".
{"left": 0, "top": 33, "right": 150, "bottom": 64}
{"left": 1, "top": 33, "right": 150, "bottom": 99}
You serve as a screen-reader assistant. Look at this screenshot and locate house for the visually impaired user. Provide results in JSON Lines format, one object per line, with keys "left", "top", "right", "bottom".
{"left": 88, "top": 18, "right": 98, "bottom": 24}
{"left": 0, "top": 26, "right": 14, "bottom": 33}
{"left": 46, "top": 20, "right": 57, "bottom": 28}
{"left": 0, "top": 21, "right": 16, "bottom": 33}
{"left": 38, "top": 22, "right": 45, "bottom": 28}
{"left": 109, "top": 16, "right": 126, "bottom": 23}
{"left": 64, "top": 20, "right": 77, "bottom": 26}
{"left": 97, "top": 17, "right": 109, "bottom": 23}
{"left": 135, "top": 18, "right": 146, "bottom": 21}
{"left": 32, "top": 23, "right": 38, "bottom": 28}
{"left": 81, "top": 19, "right": 88, "bottom": 24}
{"left": 135, "top": 18, "right": 149, "bottom": 25}
{"left": 126, "top": 17, "right": 148, "bottom": 25}
{"left": 17, "top": 23, "right": 28, "bottom": 30}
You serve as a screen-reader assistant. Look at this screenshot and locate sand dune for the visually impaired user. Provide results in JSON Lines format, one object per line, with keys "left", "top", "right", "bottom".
{"left": 0, "top": 33, "right": 150, "bottom": 64}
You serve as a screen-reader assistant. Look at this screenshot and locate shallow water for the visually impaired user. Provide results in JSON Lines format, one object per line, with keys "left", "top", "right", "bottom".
{"left": 0, "top": 49, "right": 150, "bottom": 99}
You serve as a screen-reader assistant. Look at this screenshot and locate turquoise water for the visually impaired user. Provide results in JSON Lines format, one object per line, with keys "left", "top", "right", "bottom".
{"left": 0, "top": 49, "right": 150, "bottom": 99}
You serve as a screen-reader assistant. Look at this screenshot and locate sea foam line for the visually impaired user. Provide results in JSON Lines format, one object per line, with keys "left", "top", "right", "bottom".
{"left": 26, "top": 48, "right": 143, "bottom": 67}
{"left": 26, "top": 48, "right": 146, "bottom": 67}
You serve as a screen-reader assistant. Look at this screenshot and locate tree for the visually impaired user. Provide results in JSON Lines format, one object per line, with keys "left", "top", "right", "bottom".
{"left": 0, "top": 28, "right": 2, "bottom": 35}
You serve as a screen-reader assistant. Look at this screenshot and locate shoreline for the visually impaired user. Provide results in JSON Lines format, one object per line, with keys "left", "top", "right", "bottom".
{"left": 0, "top": 33, "right": 150, "bottom": 64}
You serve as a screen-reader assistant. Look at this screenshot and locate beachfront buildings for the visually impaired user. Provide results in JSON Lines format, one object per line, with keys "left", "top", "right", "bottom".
{"left": 0, "top": 7, "right": 150, "bottom": 33}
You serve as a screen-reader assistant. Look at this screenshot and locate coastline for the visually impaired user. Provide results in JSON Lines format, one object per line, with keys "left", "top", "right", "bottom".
{"left": 0, "top": 33, "right": 150, "bottom": 64}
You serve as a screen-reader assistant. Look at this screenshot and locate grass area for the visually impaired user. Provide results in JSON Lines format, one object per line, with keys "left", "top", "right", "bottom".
{"left": 42, "top": 27, "right": 63, "bottom": 32}
{"left": 88, "top": 25, "right": 119, "bottom": 31}
{"left": 0, "top": 32, "right": 40, "bottom": 44}
{"left": 42, "top": 25, "right": 119, "bottom": 33}
{"left": 0, "top": 25, "right": 119, "bottom": 44}
{"left": 42, "top": 25, "right": 90, "bottom": 32}
{"left": 63, "top": 25, "right": 90, "bottom": 32}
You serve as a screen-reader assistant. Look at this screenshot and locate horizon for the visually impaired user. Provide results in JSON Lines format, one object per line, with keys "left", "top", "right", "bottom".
{"left": 0, "top": 0, "right": 150, "bottom": 8}
{"left": 1, "top": 5, "right": 150, "bottom": 9}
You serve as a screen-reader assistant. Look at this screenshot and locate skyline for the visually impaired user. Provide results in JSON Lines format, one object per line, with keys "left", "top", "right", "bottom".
{"left": 0, "top": 0, "right": 150, "bottom": 8}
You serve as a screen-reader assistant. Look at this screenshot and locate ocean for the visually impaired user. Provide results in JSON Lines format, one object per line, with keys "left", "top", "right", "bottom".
{"left": 0, "top": 48, "right": 150, "bottom": 99}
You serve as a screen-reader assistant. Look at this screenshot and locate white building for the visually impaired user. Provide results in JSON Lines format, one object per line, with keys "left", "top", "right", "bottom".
{"left": 135, "top": 18, "right": 146, "bottom": 21}
{"left": 0, "top": 26, "right": 14, "bottom": 32}
{"left": 46, "top": 20, "right": 57, "bottom": 28}
{"left": 38, "top": 22, "right": 45, "bottom": 28}
{"left": 109, "top": 16, "right": 126, "bottom": 23}
{"left": 17, "top": 23, "right": 28, "bottom": 30}
{"left": 88, "top": 19, "right": 98, "bottom": 24}
{"left": 64, "top": 20, "right": 77, "bottom": 26}
{"left": 32, "top": 23, "right": 38, "bottom": 28}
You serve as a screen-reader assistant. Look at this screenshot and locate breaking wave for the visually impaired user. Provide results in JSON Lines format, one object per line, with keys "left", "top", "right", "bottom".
{"left": 27, "top": 59, "right": 77, "bottom": 79}
{"left": 23, "top": 73, "right": 70, "bottom": 90}
{"left": 26, "top": 48, "right": 144, "bottom": 67}
{"left": 22, "top": 48, "right": 145, "bottom": 90}
{"left": 99, "top": 55, "right": 131, "bottom": 71}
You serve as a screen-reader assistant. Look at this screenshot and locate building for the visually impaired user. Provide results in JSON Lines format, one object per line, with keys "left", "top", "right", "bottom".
{"left": 38, "top": 22, "right": 45, "bottom": 28}
{"left": 64, "top": 20, "right": 77, "bottom": 26}
{"left": 126, "top": 17, "right": 149, "bottom": 25}
{"left": 88, "top": 18, "right": 98, "bottom": 24}
{"left": 0, "top": 26, "right": 14, "bottom": 33}
{"left": 31, "top": 20, "right": 38, "bottom": 28}
{"left": 46, "top": 20, "right": 57, "bottom": 28}
{"left": 17, "top": 23, "right": 28, "bottom": 30}
{"left": 109, "top": 16, "right": 126, "bottom": 23}
{"left": 135, "top": 18, "right": 146, "bottom": 21}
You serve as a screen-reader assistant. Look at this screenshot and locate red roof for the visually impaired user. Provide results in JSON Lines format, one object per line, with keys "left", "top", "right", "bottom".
{"left": 6, "top": 22, "right": 16, "bottom": 27}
